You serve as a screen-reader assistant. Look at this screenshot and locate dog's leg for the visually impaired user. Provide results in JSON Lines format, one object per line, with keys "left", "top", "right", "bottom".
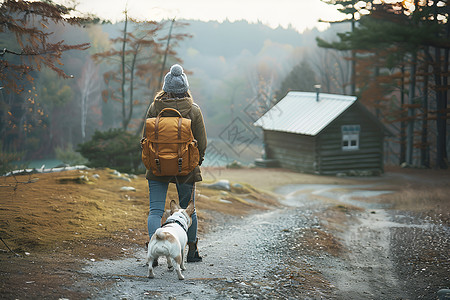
{"left": 166, "top": 255, "right": 174, "bottom": 271}
{"left": 173, "top": 255, "right": 184, "bottom": 280}
{"left": 144, "top": 252, "right": 152, "bottom": 267}
{"left": 180, "top": 249, "right": 186, "bottom": 271}
{"left": 147, "top": 255, "right": 155, "bottom": 278}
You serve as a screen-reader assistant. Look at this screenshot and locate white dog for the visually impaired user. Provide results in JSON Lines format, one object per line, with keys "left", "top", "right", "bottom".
{"left": 146, "top": 200, "right": 195, "bottom": 280}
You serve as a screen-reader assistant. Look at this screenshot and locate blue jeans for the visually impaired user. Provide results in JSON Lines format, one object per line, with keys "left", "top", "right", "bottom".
{"left": 147, "top": 180, "right": 198, "bottom": 243}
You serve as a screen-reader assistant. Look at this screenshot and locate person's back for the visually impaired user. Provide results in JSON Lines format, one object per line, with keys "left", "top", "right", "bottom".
{"left": 142, "top": 64, "right": 206, "bottom": 265}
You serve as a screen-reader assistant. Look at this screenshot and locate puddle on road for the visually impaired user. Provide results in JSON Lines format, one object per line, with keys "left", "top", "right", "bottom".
{"left": 275, "top": 183, "right": 449, "bottom": 299}
{"left": 275, "top": 184, "right": 394, "bottom": 209}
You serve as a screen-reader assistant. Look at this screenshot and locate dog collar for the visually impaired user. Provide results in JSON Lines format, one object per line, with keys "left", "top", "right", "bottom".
{"left": 162, "top": 219, "right": 188, "bottom": 233}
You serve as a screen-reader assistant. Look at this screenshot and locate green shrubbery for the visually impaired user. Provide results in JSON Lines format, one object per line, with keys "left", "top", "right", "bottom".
{"left": 77, "top": 129, "right": 142, "bottom": 173}
{"left": 0, "top": 145, "right": 25, "bottom": 175}
{"left": 55, "top": 143, "right": 88, "bottom": 166}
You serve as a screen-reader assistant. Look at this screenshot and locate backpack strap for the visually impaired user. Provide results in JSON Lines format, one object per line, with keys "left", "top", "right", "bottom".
{"left": 177, "top": 117, "right": 183, "bottom": 172}
{"left": 153, "top": 111, "right": 164, "bottom": 174}
{"left": 158, "top": 107, "right": 183, "bottom": 118}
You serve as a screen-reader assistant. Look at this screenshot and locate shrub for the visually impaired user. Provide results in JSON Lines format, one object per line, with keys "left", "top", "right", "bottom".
{"left": 55, "top": 143, "right": 88, "bottom": 166}
{"left": 0, "top": 143, "right": 26, "bottom": 175}
{"left": 77, "top": 129, "right": 142, "bottom": 173}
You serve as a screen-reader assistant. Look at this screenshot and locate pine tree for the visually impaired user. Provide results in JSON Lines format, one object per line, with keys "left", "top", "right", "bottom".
{"left": 318, "top": 0, "right": 360, "bottom": 95}
{"left": 317, "top": 1, "right": 449, "bottom": 169}
{"left": 276, "top": 60, "right": 317, "bottom": 99}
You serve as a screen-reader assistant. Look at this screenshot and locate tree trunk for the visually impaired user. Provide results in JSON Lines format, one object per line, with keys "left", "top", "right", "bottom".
{"left": 350, "top": 15, "right": 356, "bottom": 95}
{"left": 157, "top": 18, "right": 175, "bottom": 90}
{"left": 81, "top": 91, "right": 86, "bottom": 141}
{"left": 124, "top": 48, "right": 139, "bottom": 131}
{"left": 121, "top": 12, "right": 128, "bottom": 130}
{"left": 420, "top": 52, "right": 429, "bottom": 168}
{"left": 435, "top": 46, "right": 448, "bottom": 169}
{"left": 400, "top": 65, "right": 406, "bottom": 165}
{"left": 374, "top": 65, "right": 380, "bottom": 118}
{"left": 406, "top": 52, "right": 417, "bottom": 165}
{"left": 78, "top": 60, "right": 98, "bottom": 142}
{"left": 432, "top": 3, "right": 448, "bottom": 169}
{"left": 136, "top": 19, "right": 175, "bottom": 136}
{"left": 443, "top": 44, "right": 449, "bottom": 167}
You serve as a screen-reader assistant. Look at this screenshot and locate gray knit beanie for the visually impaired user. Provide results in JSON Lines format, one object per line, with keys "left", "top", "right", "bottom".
{"left": 162, "top": 64, "right": 189, "bottom": 94}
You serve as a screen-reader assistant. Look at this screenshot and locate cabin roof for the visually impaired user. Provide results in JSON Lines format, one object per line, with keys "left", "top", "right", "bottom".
{"left": 254, "top": 91, "right": 357, "bottom": 136}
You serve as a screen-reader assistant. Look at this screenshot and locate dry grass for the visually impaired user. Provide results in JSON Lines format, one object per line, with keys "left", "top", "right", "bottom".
{"left": 379, "top": 184, "right": 450, "bottom": 226}
{"left": 295, "top": 228, "right": 343, "bottom": 257}
{"left": 201, "top": 167, "right": 364, "bottom": 191}
{"left": 2, "top": 165, "right": 447, "bottom": 254}
{"left": 318, "top": 204, "right": 364, "bottom": 233}
{"left": 0, "top": 167, "right": 279, "bottom": 255}
{"left": 381, "top": 185, "right": 449, "bottom": 210}
{"left": 0, "top": 169, "right": 150, "bottom": 253}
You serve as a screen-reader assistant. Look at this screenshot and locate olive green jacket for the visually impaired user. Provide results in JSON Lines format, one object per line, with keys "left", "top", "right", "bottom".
{"left": 142, "top": 94, "right": 207, "bottom": 183}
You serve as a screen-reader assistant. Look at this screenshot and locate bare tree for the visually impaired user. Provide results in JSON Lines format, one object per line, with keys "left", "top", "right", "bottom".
{"left": 77, "top": 58, "right": 100, "bottom": 141}
{"left": 94, "top": 13, "right": 191, "bottom": 131}
{"left": 311, "top": 47, "right": 351, "bottom": 94}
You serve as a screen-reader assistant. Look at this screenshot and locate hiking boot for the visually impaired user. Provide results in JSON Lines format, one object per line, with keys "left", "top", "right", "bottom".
{"left": 187, "top": 238, "right": 202, "bottom": 263}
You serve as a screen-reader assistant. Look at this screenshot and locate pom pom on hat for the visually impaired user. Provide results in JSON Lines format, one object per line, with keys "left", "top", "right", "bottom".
{"left": 163, "top": 64, "right": 189, "bottom": 94}
{"left": 170, "top": 64, "right": 183, "bottom": 76}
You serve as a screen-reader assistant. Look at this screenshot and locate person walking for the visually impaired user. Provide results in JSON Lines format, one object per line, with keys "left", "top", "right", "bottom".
{"left": 143, "top": 64, "right": 207, "bottom": 265}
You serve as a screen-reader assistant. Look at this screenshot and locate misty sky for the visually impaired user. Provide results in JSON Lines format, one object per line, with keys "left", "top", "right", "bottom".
{"left": 71, "top": 0, "right": 345, "bottom": 32}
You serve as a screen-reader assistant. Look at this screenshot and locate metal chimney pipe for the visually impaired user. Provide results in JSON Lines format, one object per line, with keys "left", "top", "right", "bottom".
{"left": 314, "top": 84, "right": 321, "bottom": 102}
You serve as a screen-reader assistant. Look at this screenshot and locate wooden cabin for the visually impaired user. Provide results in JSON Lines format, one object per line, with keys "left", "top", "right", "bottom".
{"left": 253, "top": 91, "right": 388, "bottom": 175}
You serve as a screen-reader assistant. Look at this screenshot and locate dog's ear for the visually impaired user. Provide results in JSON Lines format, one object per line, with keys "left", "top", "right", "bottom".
{"left": 170, "top": 200, "right": 180, "bottom": 214}
{"left": 185, "top": 200, "right": 195, "bottom": 216}
{"left": 161, "top": 209, "right": 171, "bottom": 224}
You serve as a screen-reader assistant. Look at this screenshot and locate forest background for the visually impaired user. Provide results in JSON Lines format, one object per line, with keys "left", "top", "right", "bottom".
{"left": 1, "top": 0, "right": 448, "bottom": 173}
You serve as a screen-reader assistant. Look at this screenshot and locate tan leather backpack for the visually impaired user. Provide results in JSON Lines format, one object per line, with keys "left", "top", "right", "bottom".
{"left": 141, "top": 108, "right": 199, "bottom": 176}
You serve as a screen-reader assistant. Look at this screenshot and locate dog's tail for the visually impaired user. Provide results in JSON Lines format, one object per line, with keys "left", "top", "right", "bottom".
{"left": 154, "top": 228, "right": 168, "bottom": 240}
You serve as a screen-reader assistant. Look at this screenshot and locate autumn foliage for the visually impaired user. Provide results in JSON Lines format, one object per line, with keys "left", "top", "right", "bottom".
{"left": 0, "top": 0, "right": 90, "bottom": 93}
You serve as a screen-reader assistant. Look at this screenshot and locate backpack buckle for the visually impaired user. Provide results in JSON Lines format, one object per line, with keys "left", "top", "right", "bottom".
{"left": 178, "top": 158, "right": 183, "bottom": 172}
{"left": 155, "top": 158, "right": 161, "bottom": 172}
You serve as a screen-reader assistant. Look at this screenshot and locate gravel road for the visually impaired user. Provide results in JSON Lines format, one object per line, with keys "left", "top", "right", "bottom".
{"left": 80, "top": 182, "right": 449, "bottom": 299}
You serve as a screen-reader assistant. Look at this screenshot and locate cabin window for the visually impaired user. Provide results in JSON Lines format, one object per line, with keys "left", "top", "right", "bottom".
{"left": 341, "top": 125, "right": 360, "bottom": 150}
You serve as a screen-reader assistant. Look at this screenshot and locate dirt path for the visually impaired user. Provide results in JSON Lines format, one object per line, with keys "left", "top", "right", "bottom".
{"left": 332, "top": 208, "right": 401, "bottom": 298}
{"left": 308, "top": 186, "right": 403, "bottom": 299}
{"left": 80, "top": 203, "right": 318, "bottom": 299}
{"left": 287, "top": 182, "right": 449, "bottom": 300}
{"left": 78, "top": 180, "right": 449, "bottom": 299}
{"left": 2, "top": 168, "right": 447, "bottom": 299}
